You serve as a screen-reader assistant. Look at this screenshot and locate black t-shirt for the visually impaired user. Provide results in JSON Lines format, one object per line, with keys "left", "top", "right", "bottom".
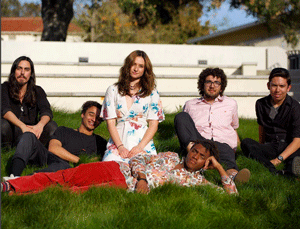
{"left": 51, "top": 126, "right": 107, "bottom": 158}
{"left": 256, "top": 94, "right": 300, "bottom": 143}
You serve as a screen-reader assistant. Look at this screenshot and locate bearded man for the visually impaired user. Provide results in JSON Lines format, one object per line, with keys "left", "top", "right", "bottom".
{"left": 174, "top": 68, "right": 250, "bottom": 183}
{"left": 1, "top": 56, "right": 57, "bottom": 147}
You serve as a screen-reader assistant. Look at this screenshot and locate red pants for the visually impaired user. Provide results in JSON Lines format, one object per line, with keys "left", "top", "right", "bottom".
{"left": 9, "top": 161, "right": 127, "bottom": 194}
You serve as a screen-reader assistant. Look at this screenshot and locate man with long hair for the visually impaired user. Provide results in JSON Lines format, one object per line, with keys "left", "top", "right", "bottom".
{"left": 174, "top": 68, "right": 250, "bottom": 183}
{"left": 1, "top": 56, "right": 57, "bottom": 147}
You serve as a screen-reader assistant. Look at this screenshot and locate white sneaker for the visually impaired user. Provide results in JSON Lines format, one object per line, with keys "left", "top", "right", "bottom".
{"left": 2, "top": 174, "right": 20, "bottom": 182}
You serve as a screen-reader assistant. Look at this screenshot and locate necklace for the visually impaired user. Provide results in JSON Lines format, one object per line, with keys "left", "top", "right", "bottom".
{"left": 130, "top": 84, "right": 137, "bottom": 90}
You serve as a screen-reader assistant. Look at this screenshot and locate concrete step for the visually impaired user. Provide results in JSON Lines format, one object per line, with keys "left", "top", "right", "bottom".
{"left": 1, "top": 74, "right": 269, "bottom": 93}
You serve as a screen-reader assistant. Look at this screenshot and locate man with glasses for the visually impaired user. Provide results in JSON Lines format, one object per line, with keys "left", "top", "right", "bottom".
{"left": 174, "top": 68, "right": 250, "bottom": 183}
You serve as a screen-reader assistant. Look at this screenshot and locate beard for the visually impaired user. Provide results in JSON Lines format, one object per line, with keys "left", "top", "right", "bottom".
{"left": 16, "top": 76, "right": 29, "bottom": 87}
{"left": 204, "top": 91, "right": 219, "bottom": 100}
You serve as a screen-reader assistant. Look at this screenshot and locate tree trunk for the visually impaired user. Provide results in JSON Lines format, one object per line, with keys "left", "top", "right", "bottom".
{"left": 41, "top": 0, "right": 74, "bottom": 41}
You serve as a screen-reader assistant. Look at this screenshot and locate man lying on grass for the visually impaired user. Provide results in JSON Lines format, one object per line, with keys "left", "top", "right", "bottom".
{"left": 1, "top": 139, "right": 239, "bottom": 195}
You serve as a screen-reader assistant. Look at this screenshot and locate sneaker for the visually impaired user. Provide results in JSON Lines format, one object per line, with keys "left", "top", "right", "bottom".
{"left": 292, "top": 156, "right": 300, "bottom": 176}
{"left": 234, "top": 168, "right": 251, "bottom": 183}
{"left": 2, "top": 174, "right": 20, "bottom": 182}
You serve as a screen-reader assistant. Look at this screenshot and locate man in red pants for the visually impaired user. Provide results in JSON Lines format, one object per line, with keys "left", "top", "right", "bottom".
{"left": 1, "top": 140, "right": 240, "bottom": 195}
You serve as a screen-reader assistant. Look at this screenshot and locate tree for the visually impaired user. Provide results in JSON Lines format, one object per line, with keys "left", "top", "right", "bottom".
{"left": 76, "top": 0, "right": 214, "bottom": 43}
{"left": 229, "top": 0, "right": 300, "bottom": 47}
{"left": 1, "top": 0, "right": 22, "bottom": 17}
{"left": 41, "top": 0, "right": 74, "bottom": 41}
{"left": 1, "top": 0, "right": 41, "bottom": 17}
{"left": 22, "top": 3, "right": 42, "bottom": 17}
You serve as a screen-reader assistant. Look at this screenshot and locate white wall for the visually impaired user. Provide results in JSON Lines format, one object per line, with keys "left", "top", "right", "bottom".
{"left": 1, "top": 41, "right": 287, "bottom": 70}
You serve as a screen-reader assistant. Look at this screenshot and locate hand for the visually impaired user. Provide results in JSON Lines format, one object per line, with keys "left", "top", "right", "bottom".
{"left": 135, "top": 180, "right": 149, "bottom": 194}
{"left": 128, "top": 145, "right": 144, "bottom": 158}
{"left": 118, "top": 146, "right": 130, "bottom": 158}
{"left": 270, "top": 158, "right": 282, "bottom": 166}
{"left": 90, "top": 156, "right": 100, "bottom": 162}
{"left": 30, "top": 123, "right": 44, "bottom": 139}
{"left": 21, "top": 125, "right": 33, "bottom": 134}
{"left": 203, "top": 156, "right": 221, "bottom": 170}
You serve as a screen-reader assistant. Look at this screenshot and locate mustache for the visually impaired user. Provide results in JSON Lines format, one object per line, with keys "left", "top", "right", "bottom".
{"left": 17, "top": 75, "right": 27, "bottom": 79}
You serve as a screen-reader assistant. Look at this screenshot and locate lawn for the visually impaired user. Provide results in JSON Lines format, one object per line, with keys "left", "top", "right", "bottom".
{"left": 1, "top": 110, "right": 300, "bottom": 229}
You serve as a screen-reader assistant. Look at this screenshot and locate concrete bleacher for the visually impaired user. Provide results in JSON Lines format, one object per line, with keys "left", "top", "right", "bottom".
{"left": 2, "top": 41, "right": 291, "bottom": 119}
{"left": 1, "top": 60, "right": 270, "bottom": 119}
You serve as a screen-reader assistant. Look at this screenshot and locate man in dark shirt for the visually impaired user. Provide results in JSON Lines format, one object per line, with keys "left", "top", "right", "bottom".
{"left": 241, "top": 68, "right": 300, "bottom": 176}
{"left": 3, "top": 101, "right": 107, "bottom": 180}
{"left": 1, "top": 56, "right": 57, "bottom": 147}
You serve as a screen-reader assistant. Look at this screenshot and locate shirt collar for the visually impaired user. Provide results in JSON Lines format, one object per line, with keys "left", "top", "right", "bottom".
{"left": 197, "top": 95, "right": 224, "bottom": 104}
{"left": 267, "top": 94, "right": 292, "bottom": 107}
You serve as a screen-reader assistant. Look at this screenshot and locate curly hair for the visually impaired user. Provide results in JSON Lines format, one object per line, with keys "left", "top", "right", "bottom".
{"left": 197, "top": 68, "right": 227, "bottom": 97}
{"left": 190, "top": 139, "right": 219, "bottom": 162}
{"left": 269, "top": 67, "right": 291, "bottom": 85}
{"left": 8, "top": 56, "right": 36, "bottom": 106}
{"left": 116, "top": 50, "right": 156, "bottom": 97}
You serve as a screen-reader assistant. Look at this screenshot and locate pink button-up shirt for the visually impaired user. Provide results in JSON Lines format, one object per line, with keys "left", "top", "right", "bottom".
{"left": 183, "top": 96, "right": 239, "bottom": 150}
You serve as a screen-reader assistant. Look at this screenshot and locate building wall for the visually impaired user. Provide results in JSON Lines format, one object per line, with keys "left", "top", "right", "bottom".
{"left": 1, "top": 41, "right": 287, "bottom": 71}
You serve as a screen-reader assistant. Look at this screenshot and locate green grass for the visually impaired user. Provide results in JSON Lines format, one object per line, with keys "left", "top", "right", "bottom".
{"left": 2, "top": 109, "right": 300, "bottom": 229}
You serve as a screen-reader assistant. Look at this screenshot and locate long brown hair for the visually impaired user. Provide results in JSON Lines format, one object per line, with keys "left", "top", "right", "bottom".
{"left": 116, "top": 50, "right": 156, "bottom": 97}
{"left": 8, "top": 56, "right": 37, "bottom": 106}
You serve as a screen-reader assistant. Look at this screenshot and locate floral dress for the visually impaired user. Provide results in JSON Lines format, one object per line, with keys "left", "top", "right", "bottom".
{"left": 100, "top": 84, "right": 165, "bottom": 163}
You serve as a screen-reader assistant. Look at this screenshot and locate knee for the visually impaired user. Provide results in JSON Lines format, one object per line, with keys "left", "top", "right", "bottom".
{"left": 174, "top": 112, "right": 190, "bottom": 125}
{"left": 241, "top": 138, "right": 254, "bottom": 149}
{"left": 20, "top": 132, "right": 37, "bottom": 143}
{"left": 44, "top": 121, "right": 58, "bottom": 137}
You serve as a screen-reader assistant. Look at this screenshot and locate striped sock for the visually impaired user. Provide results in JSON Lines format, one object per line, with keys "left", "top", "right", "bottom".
{"left": 1, "top": 182, "right": 11, "bottom": 192}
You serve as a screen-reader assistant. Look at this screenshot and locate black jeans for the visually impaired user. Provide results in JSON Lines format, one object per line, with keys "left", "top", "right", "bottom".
{"left": 1, "top": 118, "right": 58, "bottom": 147}
{"left": 10, "top": 132, "right": 71, "bottom": 176}
{"left": 174, "top": 112, "right": 239, "bottom": 171}
{"left": 241, "top": 138, "right": 300, "bottom": 174}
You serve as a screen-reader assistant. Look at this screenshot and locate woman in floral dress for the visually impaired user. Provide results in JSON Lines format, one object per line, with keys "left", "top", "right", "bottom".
{"left": 101, "top": 50, "right": 165, "bottom": 163}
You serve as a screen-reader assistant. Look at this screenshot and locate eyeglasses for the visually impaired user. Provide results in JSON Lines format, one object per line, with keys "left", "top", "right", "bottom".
{"left": 204, "top": 80, "right": 221, "bottom": 87}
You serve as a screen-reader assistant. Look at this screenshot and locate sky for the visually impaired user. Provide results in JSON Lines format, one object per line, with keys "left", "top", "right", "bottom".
{"left": 200, "top": 1, "right": 257, "bottom": 31}
{"left": 19, "top": 0, "right": 257, "bottom": 31}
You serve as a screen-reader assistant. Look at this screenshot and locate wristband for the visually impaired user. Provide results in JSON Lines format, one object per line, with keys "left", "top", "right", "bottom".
{"left": 117, "top": 144, "right": 123, "bottom": 149}
{"left": 137, "top": 177, "right": 148, "bottom": 183}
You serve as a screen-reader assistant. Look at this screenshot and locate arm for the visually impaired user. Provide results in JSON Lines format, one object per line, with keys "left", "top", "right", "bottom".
{"left": 30, "top": 86, "right": 52, "bottom": 138}
{"left": 128, "top": 120, "right": 159, "bottom": 157}
{"left": 203, "top": 156, "right": 238, "bottom": 194}
{"left": 135, "top": 172, "right": 149, "bottom": 194}
{"left": 235, "top": 129, "right": 240, "bottom": 148}
{"left": 30, "top": 115, "right": 50, "bottom": 139}
{"left": 130, "top": 153, "right": 154, "bottom": 193}
{"left": 271, "top": 138, "right": 300, "bottom": 166}
{"left": 48, "top": 139, "right": 80, "bottom": 163}
{"left": 106, "top": 118, "right": 129, "bottom": 158}
{"left": 3, "top": 111, "right": 32, "bottom": 133}
{"left": 258, "top": 125, "right": 265, "bottom": 144}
